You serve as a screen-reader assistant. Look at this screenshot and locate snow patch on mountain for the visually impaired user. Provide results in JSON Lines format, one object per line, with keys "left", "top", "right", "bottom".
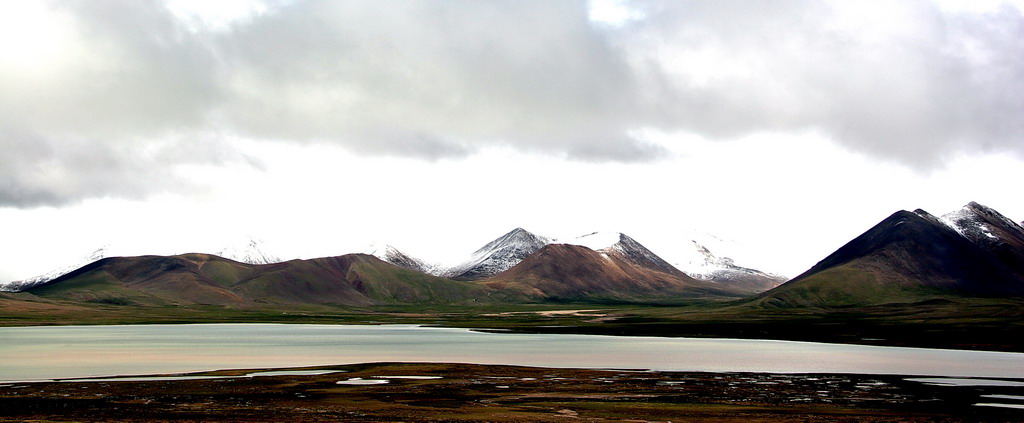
{"left": 675, "top": 240, "right": 785, "bottom": 282}
{"left": 570, "top": 232, "right": 679, "bottom": 274}
{"left": 940, "top": 202, "right": 1024, "bottom": 245}
{"left": 445, "top": 228, "right": 553, "bottom": 280}
{"left": 365, "top": 242, "right": 401, "bottom": 261}
{"left": 0, "top": 246, "right": 109, "bottom": 292}
{"left": 364, "top": 242, "right": 440, "bottom": 274}
{"left": 674, "top": 240, "right": 736, "bottom": 276}
{"left": 649, "top": 232, "right": 787, "bottom": 292}
{"left": 661, "top": 233, "right": 782, "bottom": 275}
{"left": 217, "top": 237, "right": 281, "bottom": 265}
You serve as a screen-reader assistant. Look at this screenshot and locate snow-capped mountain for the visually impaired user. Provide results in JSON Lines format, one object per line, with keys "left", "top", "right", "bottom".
{"left": 757, "top": 206, "right": 1024, "bottom": 308}
{"left": 0, "top": 246, "right": 109, "bottom": 292}
{"left": 940, "top": 202, "right": 1024, "bottom": 248}
{"left": 216, "top": 237, "right": 281, "bottom": 265}
{"left": 938, "top": 201, "right": 1024, "bottom": 279}
{"left": 570, "top": 232, "right": 680, "bottom": 275}
{"left": 674, "top": 240, "right": 786, "bottom": 292}
{"left": 364, "top": 242, "right": 437, "bottom": 274}
{"left": 445, "top": 228, "right": 553, "bottom": 280}
{"left": 654, "top": 231, "right": 787, "bottom": 291}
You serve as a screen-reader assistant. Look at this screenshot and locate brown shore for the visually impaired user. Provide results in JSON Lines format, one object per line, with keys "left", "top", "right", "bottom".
{"left": 2, "top": 362, "right": 1023, "bottom": 422}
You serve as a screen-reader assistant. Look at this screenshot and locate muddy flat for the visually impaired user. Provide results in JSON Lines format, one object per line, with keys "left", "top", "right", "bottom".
{"left": 2, "top": 362, "right": 1023, "bottom": 422}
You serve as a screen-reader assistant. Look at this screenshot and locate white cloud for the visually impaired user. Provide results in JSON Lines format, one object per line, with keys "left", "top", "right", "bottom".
{"left": 164, "top": 0, "right": 271, "bottom": 32}
{"left": 588, "top": 0, "right": 645, "bottom": 26}
{"left": 2, "top": 1, "right": 1023, "bottom": 207}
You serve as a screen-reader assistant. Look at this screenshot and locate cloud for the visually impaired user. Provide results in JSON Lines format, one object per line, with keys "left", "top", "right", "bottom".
{"left": 215, "top": 1, "right": 644, "bottom": 155}
{"left": 0, "top": 129, "right": 255, "bottom": 207}
{"left": 0, "top": 1, "right": 236, "bottom": 207}
{"left": 1, "top": 0, "right": 1022, "bottom": 206}
{"left": 0, "top": 0, "right": 653, "bottom": 206}
{"left": 621, "top": 1, "right": 1024, "bottom": 168}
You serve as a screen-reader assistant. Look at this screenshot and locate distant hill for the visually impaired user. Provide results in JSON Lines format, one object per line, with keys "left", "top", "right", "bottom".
{"left": 754, "top": 203, "right": 1024, "bottom": 308}
{"left": 6, "top": 226, "right": 785, "bottom": 297}
{"left": 21, "top": 229, "right": 760, "bottom": 307}
{"left": 18, "top": 228, "right": 792, "bottom": 308}
{"left": 28, "top": 253, "right": 494, "bottom": 307}
{"left": 30, "top": 203, "right": 1022, "bottom": 310}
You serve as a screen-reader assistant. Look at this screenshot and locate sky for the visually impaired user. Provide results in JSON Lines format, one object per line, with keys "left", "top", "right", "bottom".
{"left": 2, "top": 0, "right": 1024, "bottom": 282}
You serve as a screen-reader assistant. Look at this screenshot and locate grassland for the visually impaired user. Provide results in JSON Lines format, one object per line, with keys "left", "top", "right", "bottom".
{"left": 3, "top": 291, "right": 1023, "bottom": 352}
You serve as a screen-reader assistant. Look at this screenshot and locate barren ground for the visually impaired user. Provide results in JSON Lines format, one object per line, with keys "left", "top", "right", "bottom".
{"left": 2, "top": 362, "right": 1022, "bottom": 422}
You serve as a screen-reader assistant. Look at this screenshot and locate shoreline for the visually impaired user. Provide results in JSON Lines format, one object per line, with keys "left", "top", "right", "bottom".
{"left": 2, "top": 297, "right": 1022, "bottom": 353}
{"left": 2, "top": 316, "right": 1023, "bottom": 354}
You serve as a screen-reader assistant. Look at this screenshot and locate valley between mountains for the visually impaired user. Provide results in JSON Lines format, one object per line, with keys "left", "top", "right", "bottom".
{"left": 2, "top": 202, "right": 1023, "bottom": 352}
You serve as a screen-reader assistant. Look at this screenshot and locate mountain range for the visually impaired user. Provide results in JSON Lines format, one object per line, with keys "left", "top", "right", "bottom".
{"left": 6, "top": 228, "right": 781, "bottom": 305}
{"left": 24, "top": 253, "right": 497, "bottom": 307}
{"left": 5, "top": 202, "right": 1023, "bottom": 310}
{"left": 367, "top": 228, "right": 785, "bottom": 293}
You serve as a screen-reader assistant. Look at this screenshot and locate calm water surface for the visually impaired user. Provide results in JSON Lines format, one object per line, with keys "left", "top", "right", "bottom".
{"left": 1, "top": 324, "right": 1022, "bottom": 382}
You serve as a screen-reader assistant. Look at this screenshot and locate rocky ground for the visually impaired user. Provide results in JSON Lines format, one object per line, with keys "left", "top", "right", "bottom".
{"left": 2, "top": 362, "right": 1022, "bottom": 422}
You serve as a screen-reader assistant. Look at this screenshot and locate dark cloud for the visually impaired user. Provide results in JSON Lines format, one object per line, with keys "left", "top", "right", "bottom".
{"left": 1, "top": 0, "right": 1022, "bottom": 206}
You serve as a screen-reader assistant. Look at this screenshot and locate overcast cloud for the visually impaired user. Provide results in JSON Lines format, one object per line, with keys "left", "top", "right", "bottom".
{"left": 1, "top": 0, "right": 1023, "bottom": 207}
{"left": 624, "top": 1, "right": 1024, "bottom": 167}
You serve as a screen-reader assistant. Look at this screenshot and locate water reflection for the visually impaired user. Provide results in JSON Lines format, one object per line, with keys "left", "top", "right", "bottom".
{"left": 1, "top": 324, "right": 1023, "bottom": 381}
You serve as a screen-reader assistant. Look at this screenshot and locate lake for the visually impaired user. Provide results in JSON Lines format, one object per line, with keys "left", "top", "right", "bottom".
{"left": 1, "top": 324, "right": 1022, "bottom": 382}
